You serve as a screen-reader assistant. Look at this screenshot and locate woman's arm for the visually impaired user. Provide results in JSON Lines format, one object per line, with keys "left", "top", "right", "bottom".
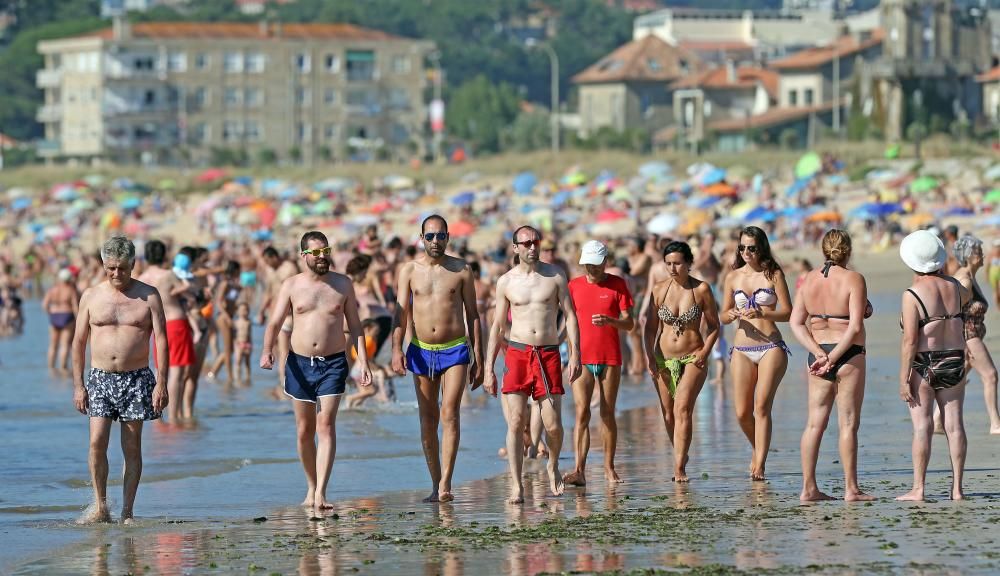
{"left": 719, "top": 272, "right": 738, "bottom": 325}
{"left": 789, "top": 274, "right": 826, "bottom": 360}
{"left": 762, "top": 269, "right": 792, "bottom": 322}
{"left": 899, "top": 291, "right": 920, "bottom": 404}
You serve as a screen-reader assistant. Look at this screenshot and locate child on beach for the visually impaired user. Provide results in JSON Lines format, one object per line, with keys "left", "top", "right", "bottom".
{"left": 233, "top": 301, "right": 253, "bottom": 383}
{"left": 345, "top": 319, "right": 395, "bottom": 408}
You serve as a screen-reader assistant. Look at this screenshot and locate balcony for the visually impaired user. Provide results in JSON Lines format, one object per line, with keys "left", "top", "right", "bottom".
{"left": 36, "top": 139, "right": 61, "bottom": 157}
{"left": 103, "top": 105, "right": 174, "bottom": 118}
{"left": 104, "top": 67, "right": 164, "bottom": 81}
{"left": 36, "top": 104, "right": 62, "bottom": 123}
{"left": 36, "top": 68, "right": 62, "bottom": 88}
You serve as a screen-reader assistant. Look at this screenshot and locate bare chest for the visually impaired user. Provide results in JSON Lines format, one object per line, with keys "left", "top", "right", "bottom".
{"left": 411, "top": 270, "right": 463, "bottom": 300}
{"left": 507, "top": 278, "right": 557, "bottom": 307}
{"left": 90, "top": 299, "right": 149, "bottom": 328}
{"left": 290, "top": 284, "right": 346, "bottom": 316}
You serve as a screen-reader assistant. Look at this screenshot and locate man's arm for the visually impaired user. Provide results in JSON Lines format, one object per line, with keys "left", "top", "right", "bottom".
{"left": 72, "top": 290, "right": 92, "bottom": 414}
{"left": 390, "top": 262, "right": 413, "bottom": 376}
{"left": 483, "top": 275, "right": 510, "bottom": 397}
{"left": 558, "top": 274, "right": 582, "bottom": 384}
{"left": 259, "top": 278, "right": 293, "bottom": 369}
{"left": 343, "top": 279, "right": 372, "bottom": 386}
{"left": 147, "top": 290, "right": 170, "bottom": 413}
{"left": 461, "top": 264, "right": 484, "bottom": 388}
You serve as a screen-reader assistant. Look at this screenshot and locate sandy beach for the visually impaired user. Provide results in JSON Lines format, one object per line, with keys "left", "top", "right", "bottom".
{"left": 4, "top": 248, "right": 1000, "bottom": 575}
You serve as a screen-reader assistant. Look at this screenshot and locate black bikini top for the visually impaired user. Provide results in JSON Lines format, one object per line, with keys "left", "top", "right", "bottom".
{"left": 899, "top": 277, "right": 965, "bottom": 330}
{"left": 809, "top": 261, "right": 873, "bottom": 321}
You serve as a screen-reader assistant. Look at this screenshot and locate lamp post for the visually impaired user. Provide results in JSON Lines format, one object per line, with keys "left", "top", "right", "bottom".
{"left": 526, "top": 39, "right": 559, "bottom": 155}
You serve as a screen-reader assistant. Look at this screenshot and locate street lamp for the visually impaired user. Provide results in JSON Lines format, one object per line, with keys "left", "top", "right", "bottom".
{"left": 525, "top": 38, "right": 559, "bottom": 155}
{"left": 428, "top": 50, "right": 444, "bottom": 164}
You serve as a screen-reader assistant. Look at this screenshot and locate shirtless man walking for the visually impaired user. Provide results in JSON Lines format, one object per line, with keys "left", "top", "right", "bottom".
{"left": 260, "top": 246, "right": 300, "bottom": 397}
{"left": 72, "top": 236, "right": 168, "bottom": 524}
{"left": 43, "top": 268, "right": 79, "bottom": 374}
{"left": 260, "top": 231, "right": 371, "bottom": 510}
{"left": 391, "top": 215, "right": 483, "bottom": 503}
{"left": 484, "top": 225, "right": 581, "bottom": 504}
{"left": 138, "top": 240, "right": 196, "bottom": 423}
{"left": 625, "top": 238, "right": 653, "bottom": 375}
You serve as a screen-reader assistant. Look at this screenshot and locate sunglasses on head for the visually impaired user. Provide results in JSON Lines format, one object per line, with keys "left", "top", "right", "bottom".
{"left": 514, "top": 239, "right": 540, "bottom": 249}
{"left": 301, "top": 246, "right": 332, "bottom": 257}
{"left": 738, "top": 244, "right": 759, "bottom": 255}
{"left": 423, "top": 232, "right": 449, "bottom": 242}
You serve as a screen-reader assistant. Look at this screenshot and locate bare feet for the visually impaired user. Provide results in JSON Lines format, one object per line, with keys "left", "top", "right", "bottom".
{"left": 422, "top": 491, "right": 440, "bottom": 503}
{"left": 673, "top": 455, "right": 690, "bottom": 482}
{"left": 121, "top": 516, "right": 135, "bottom": 525}
{"left": 439, "top": 492, "right": 454, "bottom": 503}
{"left": 605, "top": 468, "right": 624, "bottom": 484}
{"left": 844, "top": 490, "right": 876, "bottom": 502}
{"left": 508, "top": 487, "right": 524, "bottom": 505}
{"left": 990, "top": 425, "right": 1000, "bottom": 435}
{"left": 301, "top": 492, "right": 314, "bottom": 507}
{"left": 750, "top": 462, "right": 765, "bottom": 481}
{"left": 895, "top": 488, "right": 924, "bottom": 502}
{"left": 548, "top": 465, "right": 565, "bottom": 497}
{"left": 563, "top": 470, "right": 586, "bottom": 487}
{"left": 800, "top": 488, "right": 835, "bottom": 502}
{"left": 951, "top": 488, "right": 964, "bottom": 501}
{"left": 314, "top": 498, "right": 335, "bottom": 510}
{"left": 77, "top": 504, "right": 112, "bottom": 525}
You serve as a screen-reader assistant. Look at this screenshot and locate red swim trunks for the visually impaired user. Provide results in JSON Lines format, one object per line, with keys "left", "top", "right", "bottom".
{"left": 502, "top": 342, "right": 563, "bottom": 401}
{"left": 165, "top": 318, "right": 195, "bottom": 367}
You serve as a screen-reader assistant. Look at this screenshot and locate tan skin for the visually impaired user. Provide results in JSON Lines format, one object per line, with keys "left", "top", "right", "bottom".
{"left": 484, "top": 228, "right": 582, "bottom": 504}
{"left": 790, "top": 253, "right": 875, "bottom": 502}
{"left": 897, "top": 271, "right": 970, "bottom": 502}
{"left": 259, "top": 238, "right": 372, "bottom": 510}
{"left": 563, "top": 258, "right": 634, "bottom": 487}
{"left": 260, "top": 254, "right": 300, "bottom": 397}
{"left": 390, "top": 219, "right": 484, "bottom": 503}
{"left": 72, "top": 257, "right": 168, "bottom": 524}
{"left": 208, "top": 269, "right": 241, "bottom": 383}
{"left": 643, "top": 252, "right": 720, "bottom": 482}
{"left": 625, "top": 242, "right": 652, "bottom": 375}
{"left": 720, "top": 235, "right": 792, "bottom": 481}
{"left": 952, "top": 244, "right": 1000, "bottom": 433}
{"left": 42, "top": 277, "right": 79, "bottom": 373}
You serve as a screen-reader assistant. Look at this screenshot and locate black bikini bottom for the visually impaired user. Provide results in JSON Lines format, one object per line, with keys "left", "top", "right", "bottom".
{"left": 912, "top": 349, "right": 966, "bottom": 390}
{"left": 807, "top": 343, "right": 865, "bottom": 382}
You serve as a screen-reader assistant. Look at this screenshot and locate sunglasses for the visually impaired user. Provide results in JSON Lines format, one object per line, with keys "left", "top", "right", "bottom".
{"left": 300, "top": 246, "right": 333, "bottom": 257}
{"left": 738, "top": 245, "right": 759, "bottom": 255}
{"left": 423, "top": 232, "right": 449, "bottom": 242}
{"left": 514, "top": 239, "right": 540, "bottom": 249}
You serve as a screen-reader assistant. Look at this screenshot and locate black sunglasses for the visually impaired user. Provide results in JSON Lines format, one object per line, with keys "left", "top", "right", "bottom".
{"left": 738, "top": 244, "right": 759, "bottom": 254}
{"left": 514, "top": 239, "right": 540, "bottom": 249}
{"left": 423, "top": 232, "right": 449, "bottom": 242}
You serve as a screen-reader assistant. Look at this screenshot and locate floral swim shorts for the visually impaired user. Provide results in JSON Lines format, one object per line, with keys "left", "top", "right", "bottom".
{"left": 86, "top": 367, "right": 160, "bottom": 421}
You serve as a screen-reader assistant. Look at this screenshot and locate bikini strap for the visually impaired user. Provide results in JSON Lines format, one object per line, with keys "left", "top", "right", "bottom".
{"left": 821, "top": 260, "right": 834, "bottom": 278}
{"left": 905, "top": 288, "right": 930, "bottom": 320}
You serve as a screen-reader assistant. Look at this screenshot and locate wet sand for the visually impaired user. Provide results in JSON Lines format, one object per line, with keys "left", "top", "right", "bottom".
{"left": 7, "top": 251, "right": 1000, "bottom": 575}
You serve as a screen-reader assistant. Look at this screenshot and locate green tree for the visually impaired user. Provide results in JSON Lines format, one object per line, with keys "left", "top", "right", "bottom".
{"left": 503, "top": 110, "right": 550, "bottom": 152}
{"left": 446, "top": 75, "right": 520, "bottom": 153}
{"left": 257, "top": 147, "right": 278, "bottom": 166}
{"left": 906, "top": 122, "right": 927, "bottom": 160}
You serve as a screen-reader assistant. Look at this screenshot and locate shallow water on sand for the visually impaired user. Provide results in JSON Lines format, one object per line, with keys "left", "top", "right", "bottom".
{"left": 5, "top": 297, "right": 1000, "bottom": 574}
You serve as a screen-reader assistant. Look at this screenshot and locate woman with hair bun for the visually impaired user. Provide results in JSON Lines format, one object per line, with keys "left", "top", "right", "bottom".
{"left": 720, "top": 226, "right": 792, "bottom": 481}
{"left": 790, "top": 229, "right": 875, "bottom": 501}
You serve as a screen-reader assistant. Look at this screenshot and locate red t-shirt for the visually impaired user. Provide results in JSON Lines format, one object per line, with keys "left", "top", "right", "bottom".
{"left": 568, "top": 274, "right": 634, "bottom": 366}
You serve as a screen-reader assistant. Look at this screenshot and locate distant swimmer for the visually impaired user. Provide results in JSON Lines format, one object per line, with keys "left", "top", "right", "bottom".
{"left": 260, "top": 231, "right": 372, "bottom": 510}
{"left": 391, "top": 215, "right": 483, "bottom": 503}
{"left": 484, "top": 225, "right": 581, "bottom": 504}
{"left": 71, "top": 236, "right": 169, "bottom": 524}
{"left": 43, "top": 268, "right": 79, "bottom": 374}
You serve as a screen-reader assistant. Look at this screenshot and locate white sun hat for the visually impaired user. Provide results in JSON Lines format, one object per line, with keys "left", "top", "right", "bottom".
{"left": 900, "top": 230, "right": 946, "bottom": 274}
{"left": 579, "top": 240, "right": 608, "bottom": 266}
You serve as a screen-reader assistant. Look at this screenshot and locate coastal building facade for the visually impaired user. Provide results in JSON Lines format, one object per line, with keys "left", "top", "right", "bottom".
{"left": 36, "top": 20, "right": 434, "bottom": 165}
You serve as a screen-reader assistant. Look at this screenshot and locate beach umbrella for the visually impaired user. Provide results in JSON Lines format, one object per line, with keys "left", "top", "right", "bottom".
{"left": 884, "top": 144, "right": 900, "bottom": 159}
{"left": 384, "top": 175, "right": 414, "bottom": 190}
{"left": 850, "top": 202, "right": 904, "bottom": 219}
{"left": 51, "top": 184, "right": 79, "bottom": 202}
{"left": 985, "top": 189, "right": 1000, "bottom": 203}
{"left": 795, "top": 152, "right": 822, "bottom": 180}
{"left": 551, "top": 190, "right": 572, "bottom": 207}
{"left": 825, "top": 174, "right": 848, "bottom": 186}
{"left": 743, "top": 206, "right": 776, "bottom": 222}
{"left": 703, "top": 182, "right": 737, "bottom": 197}
{"left": 806, "top": 210, "right": 843, "bottom": 223}
{"left": 112, "top": 177, "right": 135, "bottom": 189}
{"left": 638, "top": 161, "right": 671, "bottom": 182}
{"left": 786, "top": 177, "right": 812, "bottom": 198}
{"left": 6, "top": 187, "right": 29, "bottom": 199}
{"left": 729, "top": 199, "right": 757, "bottom": 219}
{"left": 513, "top": 172, "right": 538, "bottom": 196}
{"left": 100, "top": 211, "right": 122, "bottom": 230}
{"left": 449, "top": 220, "right": 476, "bottom": 237}
{"left": 119, "top": 196, "right": 142, "bottom": 211}
{"left": 71, "top": 198, "right": 97, "bottom": 211}
{"left": 83, "top": 174, "right": 105, "bottom": 187}
{"left": 687, "top": 195, "right": 722, "bottom": 209}
{"left": 313, "top": 178, "right": 353, "bottom": 193}
{"left": 310, "top": 199, "right": 335, "bottom": 215}
{"left": 699, "top": 167, "right": 727, "bottom": 186}
{"left": 678, "top": 210, "right": 711, "bottom": 235}
{"left": 610, "top": 187, "right": 632, "bottom": 202}
{"left": 904, "top": 213, "right": 936, "bottom": 228}
{"left": 646, "top": 213, "right": 681, "bottom": 234}
{"left": 11, "top": 197, "right": 32, "bottom": 211}
{"left": 450, "top": 191, "right": 476, "bottom": 207}
{"left": 910, "top": 176, "right": 939, "bottom": 194}
{"left": 561, "top": 171, "right": 587, "bottom": 187}
{"left": 938, "top": 206, "right": 975, "bottom": 217}
{"left": 866, "top": 169, "right": 897, "bottom": 182}
{"left": 596, "top": 209, "right": 628, "bottom": 223}
{"left": 195, "top": 168, "right": 228, "bottom": 184}
{"left": 234, "top": 176, "right": 253, "bottom": 186}
{"left": 370, "top": 200, "right": 393, "bottom": 214}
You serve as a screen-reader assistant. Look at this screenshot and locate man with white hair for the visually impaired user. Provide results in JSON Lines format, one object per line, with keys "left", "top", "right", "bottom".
{"left": 72, "top": 235, "right": 169, "bottom": 523}
{"left": 42, "top": 268, "right": 79, "bottom": 374}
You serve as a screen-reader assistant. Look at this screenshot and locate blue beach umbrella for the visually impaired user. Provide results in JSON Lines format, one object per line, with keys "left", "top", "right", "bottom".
{"left": 513, "top": 172, "right": 538, "bottom": 196}
{"left": 551, "top": 190, "right": 572, "bottom": 207}
{"left": 450, "top": 191, "right": 476, "bottom": 207}
{"left": 700, "top": 167, "right": 726, "bottom": 186}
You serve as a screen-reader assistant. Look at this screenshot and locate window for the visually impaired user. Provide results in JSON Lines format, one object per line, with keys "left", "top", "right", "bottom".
{"left": 245, "top": 87, "right": 263, "bottom": 107}
{"left": 386, "top": 88, "right": 409, "bottom": 110}
{"left": 346, "top": 50, "right": 375, "bottom": 82}
{"left": 143, "top": 89, "right": 156, "bottom": 106}
{"left": 346, "top": 89, "right": 372, "bottom": 107}
{"left": 195, "top": 53, "right": 209, "bottom": 70}
{"left": 296, "top": 53, "right": 311, "bottom": 73}
{"left": 788, "top": 90, "right": 798, "bottom": 106}
{"left": 646, "top": 58, "right": 661, "bottom": 72}
{"left": 245, "top": 121, "right": 261, "bottom": 142}
{"left": 167, "top": 51, "right": 187, "bottom": 72}
{"left": 223, "top": 120, "right": 241, "bottom": 142}
{"left": 390, "top": 55, "right": 410, "bottom": 74}
{"left": 296, "top": 122, "right": 312, "bottom": 142}
{"left": 224, "top": 52, "right": 243, "bottom": 73}
{"left": 804, "top": 88, "right": 814, "bottom": 105}
{"left": 193, "top": 87, "right": 208, "bottom": 107}
{"left": 323, "top": 88, "right": 337, "bottom": 106}
{"left": 191, "top": 122, "right": 209, "bottom": 143}
{"left": 224, "top": 87, "right": 242, "bottom": 106}
{"left": 323, "top": 123, "right": 338, "bottom": 140}
{"left": 295, "top": 87, "right": 311, "bottom": 106}
{"left": 134, "top": 56, "right": 155, "bottom": 71}
{"left": 389, "top": 123, "right": 408, "bottom": 144}
{"left": 325, "top": 54, "right": 340, "bottom": 73}
{"left": 246, "top": 51, "right": 265, "bottom": 73}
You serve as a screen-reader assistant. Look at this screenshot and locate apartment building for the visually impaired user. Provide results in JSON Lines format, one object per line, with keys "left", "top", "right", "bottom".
{"left": 36, "top": 20, "right": 434, "bottom": 165}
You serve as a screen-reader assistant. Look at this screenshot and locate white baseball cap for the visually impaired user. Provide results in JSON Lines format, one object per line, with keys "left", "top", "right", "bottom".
{"left": 900, "top": 230, "right": 946, "bottom": 274}
{"left": 579, "top": 240, "right": 608, "bottom": 266}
